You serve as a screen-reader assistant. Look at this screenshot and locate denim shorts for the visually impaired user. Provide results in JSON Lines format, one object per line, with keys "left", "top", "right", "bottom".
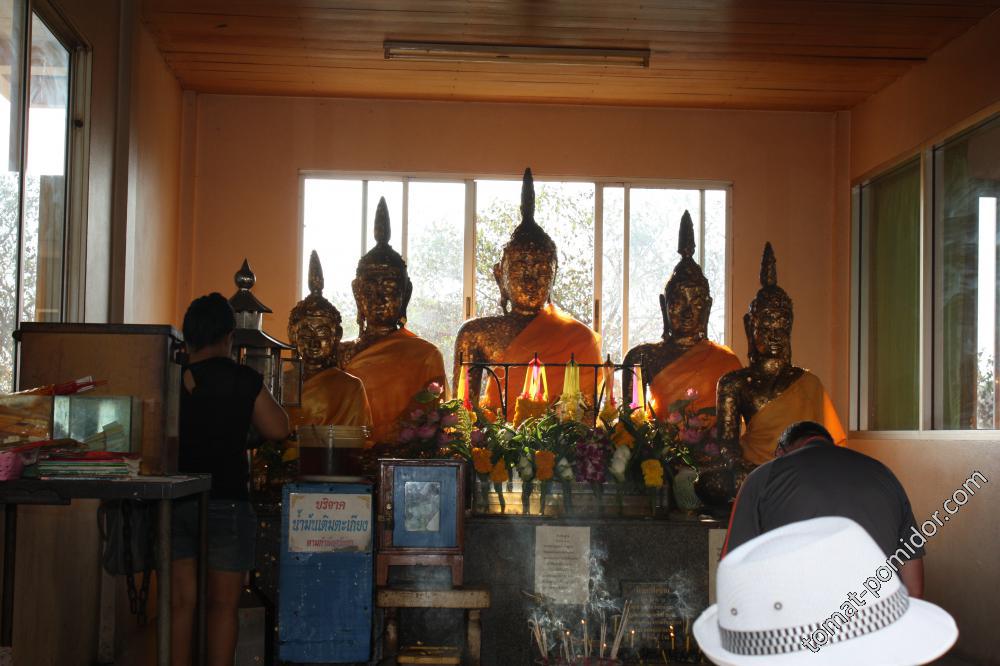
{"left": 171, "top": 497, "right": 257, "bottom": 572}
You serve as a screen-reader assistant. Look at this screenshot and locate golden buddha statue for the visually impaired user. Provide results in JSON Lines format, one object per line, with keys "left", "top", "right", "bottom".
{"left": 453, "top": 168, "right": 602, "bottom": 419}
{"left": 715, "top": 243, "right": 845, "bottom": 467}
{"left": 622, "top": 210, "right": 741, "bottom": 420}
{"left": 286, "top": 250, "right": 372, "bottom": 431}
{"left": 340, "top": 197, "right": 447, "bottom": 445}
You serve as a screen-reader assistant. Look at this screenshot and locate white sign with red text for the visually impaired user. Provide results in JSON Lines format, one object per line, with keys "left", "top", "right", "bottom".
{"left": 288, "top": 492, "right": 372, "bottom": 553}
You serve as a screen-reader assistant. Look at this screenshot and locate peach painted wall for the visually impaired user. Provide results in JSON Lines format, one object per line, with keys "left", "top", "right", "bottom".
{"left": 124, "top": 23, "right": 183, "bottom": 325}
{"left": 188, "top": 96, "right": 846, "bottom": 415}
{"left": 845, "top": 9, "right": 1000, "bottom": 665}
{"left": 851, "top": 8, "right": 1000, "bottom": 180}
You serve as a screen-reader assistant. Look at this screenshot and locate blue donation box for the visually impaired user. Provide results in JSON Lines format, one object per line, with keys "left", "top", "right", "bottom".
{"left": 279, "top": 482, "right": 373, "bottom": 663}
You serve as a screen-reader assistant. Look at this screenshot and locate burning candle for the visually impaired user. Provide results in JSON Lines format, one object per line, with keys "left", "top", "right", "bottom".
{"left": 669, "top": 625, "right": 675, "bottom": 652}
{"left": 630, "top": 628, "right": 635, "bottom": 650}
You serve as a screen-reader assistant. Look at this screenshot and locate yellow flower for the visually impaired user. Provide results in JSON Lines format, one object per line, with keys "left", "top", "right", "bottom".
{"left": 641, "top": 459, "right": 664, "bottom": 488}
{"left": 472, "top": 447, "right": 492, "bottom": 474}
{"left": 534, "top": 450, "right": 556, "bottom": 481}
{"left": 489, "top": 459, "right": 510, "bottom": 484}
{"left": 610, "top": 422, "right": 635, "bottom": 448}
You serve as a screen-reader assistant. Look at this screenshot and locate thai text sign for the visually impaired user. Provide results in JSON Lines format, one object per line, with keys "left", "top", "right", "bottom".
{"left": 534, "top": 525, "right": 590, "bottom": 604}
{"left": 288, "top": 492, "right": 372, "bottom": 553}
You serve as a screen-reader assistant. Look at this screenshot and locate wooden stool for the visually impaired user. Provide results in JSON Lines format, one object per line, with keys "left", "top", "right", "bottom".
{"left": 376, "top": 587, "right": 490, "bottom": 666}
{"left": 397, "top": 645, "right": 460, "bottom": 665}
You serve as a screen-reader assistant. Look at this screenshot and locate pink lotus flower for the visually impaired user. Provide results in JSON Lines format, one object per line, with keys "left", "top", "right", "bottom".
{"left": 667, "top": 411, "right": 683, "bottom": 424}
{"left": 410, "top": 409, "right": 425, "bottom": 420}
{"left": 426, "top": 410, "right": 440, "bottom": 424}
{"left": 398, "top": 428, "right": 415, "bottom": 443}
{"left": 441, "top": 413, "right": 459, "bottom": 427}
{"left": 682, "top": 428, "right": 701, "bottom": 444}
{"left": 437, "top": 431, "right": 451, "bottom": 445}
{"left": 685, "top": 388, "right": 699, "bottom": 400}
{"left": 688, "top": 417, "right": 702, "bottom": 429}
{"left": 416, "top": 424, "right": 437, "bottom": 440}
{"left": 470, "top": 429, "right": 484, "bottom": 444}
{"left": 428, "top": 382, "right": 444, "bottom": 396}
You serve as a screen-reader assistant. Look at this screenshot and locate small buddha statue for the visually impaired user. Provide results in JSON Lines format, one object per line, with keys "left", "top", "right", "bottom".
{"left": 622, "top": 210, "right": 741, "bottom": 421}
{"left": 715, "top": 242, "right": 846, "bottom": 467}
{"left": 453, "top": 168, "right": 602, "bottom": 419}
{"left": 340, "top": 197, "right": 447, "bottom": 446}
{"left": 286, "top": 250, "right": 372, "bottom": 431}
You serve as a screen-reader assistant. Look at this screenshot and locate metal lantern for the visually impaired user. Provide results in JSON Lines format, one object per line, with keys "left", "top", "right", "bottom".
{"left": 229, "top": 259, "right": 302, "bottom": 407}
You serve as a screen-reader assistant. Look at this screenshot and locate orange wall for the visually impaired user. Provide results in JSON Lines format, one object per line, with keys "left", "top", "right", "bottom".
{"left": 125, "top": 23, "right": 183, "bottom": 325}
{"left": 851, "top": 8, "right": 1000, "bottom": 181}
{"left": 188, "top": 97, "right": 845, "bottom": 413}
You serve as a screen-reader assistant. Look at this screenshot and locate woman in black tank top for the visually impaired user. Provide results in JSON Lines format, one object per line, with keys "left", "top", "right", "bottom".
{"left": 171, "top": 293, "right": 289, "bottom": 666}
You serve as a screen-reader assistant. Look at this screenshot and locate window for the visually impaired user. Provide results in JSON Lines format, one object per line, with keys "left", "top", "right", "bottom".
{"left": 855, "top": 114, "right": 1000, "bottom": 431}
{"left": 301, "top": 174, "right": 730, "bottom": 385}
{"left": 0, "top": 3, "right": 74, "bottom": 392}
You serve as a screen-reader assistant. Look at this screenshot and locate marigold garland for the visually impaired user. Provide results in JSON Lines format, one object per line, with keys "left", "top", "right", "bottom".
{"left": 534, "top": 450, "right": 555, "bottom": 481}
{"left": 472, "top": 447, "right": 492, "bottom": 474}
{"left": 489, "top": 459, "right": 510, "bottom": 484}
{"left": 641, "top": 458, "right": 664, "bottom": 488}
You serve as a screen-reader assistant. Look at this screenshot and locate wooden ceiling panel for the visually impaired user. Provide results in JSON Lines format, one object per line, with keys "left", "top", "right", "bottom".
{"left": 141, "top": 0, "right": 1000, "bottom": 111}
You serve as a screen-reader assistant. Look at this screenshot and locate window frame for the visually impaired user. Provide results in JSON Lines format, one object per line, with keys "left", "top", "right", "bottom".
{"left": 852, "top": 112, "right": 1000, "bottom": 435}
{"left": 298, "top": 170, "right": 733, "bottom": 363}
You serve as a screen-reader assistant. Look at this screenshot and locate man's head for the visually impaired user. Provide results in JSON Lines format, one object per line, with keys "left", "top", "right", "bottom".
{"left": 289, "top": 251, "right": 343, "bottom": 369}
{"left": 775, "top": 420, "right": 833, "bottom": 457}
{"left": 493, "top": 168, "right": 558, "bottom": 314}
{"left": 660, "top": 210, "right": 712, "bottom": 341}
{"left": 353, "top": 197, "right": 412, "bottom": 332}
{"left": 183, "top": 292, "right": 236, "bottom": 353}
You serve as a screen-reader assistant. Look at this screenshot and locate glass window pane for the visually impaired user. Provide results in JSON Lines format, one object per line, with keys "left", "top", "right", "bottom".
{"left": 934, "top": 115, "right": 1000, "bottom": 430}
{"left": 601, "top": 186, "right": 624, "bottom": 361}
{"left": 302, "top": 178, "right": 363, "bottom": 340}
{"left": 365, "top": 180, "right": 402, "bottom": 252}
{"left": 20, "top": 14, "right": 68, "bottom": 327}
{"left": 861, "top": 160, "right": 921, "bottom": 430}
{"left": 407, "top": 181, "right": 465, "bottom": 386}
{"left": 475, "top": 179, "right": 594, "bottom": 324}
{"left": 0, "top": 0, "right": 25, "bottom": 392}
{"left": 627, "top": 188, "right": 700, "bottom": 350}
{"left": 704, "top": 190, "right": 727, "bottom": 344}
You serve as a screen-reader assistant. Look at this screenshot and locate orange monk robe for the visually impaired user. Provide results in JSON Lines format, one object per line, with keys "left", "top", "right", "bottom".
{"left": 344, "top": 328, "right": 447, "bottom": 446}
{"left": 741, "top": 371, "right": 846, "bottom": 466}
{"left": 287, "top": 367, "right": 373, "bottom": 431}
{"left": 648, "top": 340, "right": 742, "bottom": 419}
{"left": 483, "top": 303, "right": 602, "bottom": 421}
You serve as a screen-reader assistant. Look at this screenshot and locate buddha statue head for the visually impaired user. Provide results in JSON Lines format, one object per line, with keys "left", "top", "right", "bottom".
{"left": 660, "top": 210, "right": 712, "bottom": 345}
{"left": 352, "top": 197, "right": 412, "bottom": 336}
{"left": 289, "top": 250, "right": 342, "bottom": 376}
{"left": 493, "top": 168, "right": 559, "bottom": 315}
{"left": 744, "top": 242, "right": 794, "bottom": 365}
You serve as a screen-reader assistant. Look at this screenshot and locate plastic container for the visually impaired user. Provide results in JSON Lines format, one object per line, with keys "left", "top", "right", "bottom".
{"left": 296, "top": 425, "right": 369, "bottom": 480}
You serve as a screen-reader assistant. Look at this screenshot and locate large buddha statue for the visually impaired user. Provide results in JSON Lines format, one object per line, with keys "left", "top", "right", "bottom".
{"left": 453, "top": 168, "right": 602, "bottom": 419}
{"left": 622, "top": 210, "right": 741, "bottom": 420}
{"left": 716, "top": 243, "right": 846, "bottom": 467}
{"left": 340, "top": 197, "right": 447, "bottom": 445}
{"left": 286, "top": 250, "right": 372, "bottom": 431}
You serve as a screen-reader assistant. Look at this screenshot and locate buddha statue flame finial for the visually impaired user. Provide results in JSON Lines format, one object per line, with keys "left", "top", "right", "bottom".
{"left": 749, "top": 242, "right": 792, "bottom": 317}
{"left": 664, "top": 210, "right": 708, "bottom": 297}
{"left": 307, "top": 249, "right": 324, "bottom": 295}
{"left": 356, "top": 196, "right": 407, "bottom": 277}
{"left": 502, "top": 167, "right": 557, "bottom": 265}
{"left": 235, "top": 258, "right": 256, "bottom": 290}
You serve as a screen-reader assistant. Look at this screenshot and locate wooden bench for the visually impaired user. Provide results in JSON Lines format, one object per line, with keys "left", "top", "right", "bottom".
{"left": 376, "top": 587, "right": 491, "bottom": 666}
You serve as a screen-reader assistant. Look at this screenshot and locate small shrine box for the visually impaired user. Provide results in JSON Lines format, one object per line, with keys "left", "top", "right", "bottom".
{"left": 376, "top": 459, "right": 466, "bottom": 586}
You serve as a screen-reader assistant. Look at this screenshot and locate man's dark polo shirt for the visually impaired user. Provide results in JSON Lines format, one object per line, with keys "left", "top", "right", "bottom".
{"left": 722, "top": 442, "right": 924, "bottom": 558}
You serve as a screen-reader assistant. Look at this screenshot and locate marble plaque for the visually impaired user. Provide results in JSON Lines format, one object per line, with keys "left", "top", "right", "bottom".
{"left": 534, "top": 525, "right": 590, "bottom": 605}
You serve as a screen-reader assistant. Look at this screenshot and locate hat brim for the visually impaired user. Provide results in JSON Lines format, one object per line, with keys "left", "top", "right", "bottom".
{"left": 694, "top": 598, "right": 957, "bottom": 666}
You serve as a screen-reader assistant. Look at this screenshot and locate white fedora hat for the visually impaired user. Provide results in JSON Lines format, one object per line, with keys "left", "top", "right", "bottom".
{"left": 694, "top": 516, "right": 957, "bottom": 666}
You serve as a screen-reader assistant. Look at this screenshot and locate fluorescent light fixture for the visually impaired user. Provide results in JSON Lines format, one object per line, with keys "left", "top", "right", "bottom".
{"left": 383, "top": 41, "right": 650, "bottom": 68}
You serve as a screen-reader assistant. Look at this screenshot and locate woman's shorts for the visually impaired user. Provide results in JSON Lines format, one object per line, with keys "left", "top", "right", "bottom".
{"left": 171, "top": 497, "right": 257, "bottom": 572}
